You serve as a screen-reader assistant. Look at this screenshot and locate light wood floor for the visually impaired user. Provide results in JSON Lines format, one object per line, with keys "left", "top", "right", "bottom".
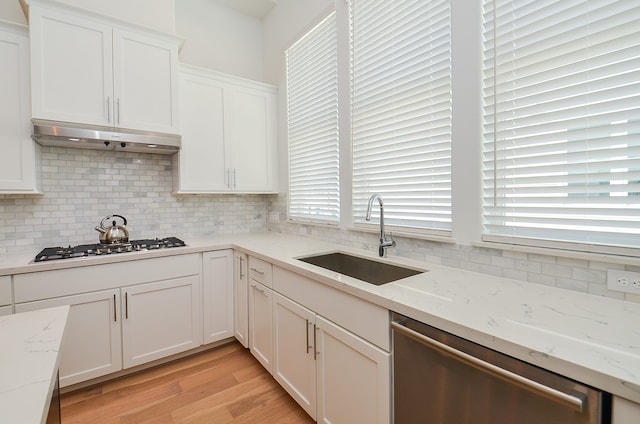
{"left": 61, "top": 342, "right": 315, "bottom": 424}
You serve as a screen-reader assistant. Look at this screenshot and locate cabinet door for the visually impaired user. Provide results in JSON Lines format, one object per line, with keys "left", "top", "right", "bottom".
{"left": 15, "top": 289, "right": 122, "bottom": 387}
{"left": 613, "top": 397, "right": 640, "bottom": 424}
{"left": 176, "top": 70, "right": 229, "bottom": 191}
{"left": 202, "top": 250, "right": 234, "bottom": 345}
{"left": 0, "top": 23, "right": 39, "bottom": 193}
{"left": 122, "top": 276, "right": 201, "bottom": 368}
{"left": 0, "top": 275, "right": 11, "bottom": 308}
{"left": 227, "top": 85, "right": 278, "bottom": 192}
{"left": 248, "top": 280, "right": 273, "bottom": 373}
{"left": 29, "top": 6, "right": 113, "bottom": 126}
{"left": 113, "top": 28, "right": 179, "bottom": 133}
{"left": 273, "top": 293, "right": 317, "bottom": 419}
{"left": 316, "top": 315, "right": 391, "bottom": 424}
{"left": 234, "top": 251, "right": 249, "bottom": 347}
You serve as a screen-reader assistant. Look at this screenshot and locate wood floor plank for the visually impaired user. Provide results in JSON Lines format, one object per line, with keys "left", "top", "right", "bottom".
{"left": 104, "top": 343, "right": 243, "bottom": 394}
{"left": 61, "top": 341, "right": 315, "bottom": 424}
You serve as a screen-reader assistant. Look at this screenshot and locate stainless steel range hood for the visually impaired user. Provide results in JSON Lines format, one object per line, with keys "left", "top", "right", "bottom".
{"left": 32, "top": 119, "right": 181, "bottom": 154}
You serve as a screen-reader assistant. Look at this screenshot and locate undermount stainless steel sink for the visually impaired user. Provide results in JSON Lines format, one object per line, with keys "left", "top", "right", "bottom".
{"left": 297, "top": 252, "right": 425, "bottom": 286}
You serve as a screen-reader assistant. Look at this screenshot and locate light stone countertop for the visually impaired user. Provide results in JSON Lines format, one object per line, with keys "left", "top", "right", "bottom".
{"left": 2, "top": 232, "right": 639, "bottom": 404}
{"left": 0, "top": 305, "right": 69, "bottom": 424}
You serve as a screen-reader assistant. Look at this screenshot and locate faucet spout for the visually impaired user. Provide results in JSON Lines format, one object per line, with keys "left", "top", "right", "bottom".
{"left": 365, "top": 194, "right": 396, "bottom": 257}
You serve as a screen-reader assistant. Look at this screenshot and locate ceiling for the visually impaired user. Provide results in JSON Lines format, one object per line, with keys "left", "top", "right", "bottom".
{"left": 211, "top": 0, "right": 276, "bottom": 19}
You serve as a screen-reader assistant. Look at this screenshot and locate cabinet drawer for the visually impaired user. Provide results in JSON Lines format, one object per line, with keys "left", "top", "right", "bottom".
{"left": 248, "top": 256, "right": 273, "bottom": 288}
{"left": 14, "top": 254, "right": 200, "bottom": 303}
{"left": 273, "top": 266, "right": 390, "bottom": 351}
{"left": 0, "top": 276, "right": 11, "bottom": 306}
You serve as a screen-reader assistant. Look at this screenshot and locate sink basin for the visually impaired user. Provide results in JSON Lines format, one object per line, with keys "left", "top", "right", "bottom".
{"left": 297, "top": 252, "right": 425, "bottom": 286}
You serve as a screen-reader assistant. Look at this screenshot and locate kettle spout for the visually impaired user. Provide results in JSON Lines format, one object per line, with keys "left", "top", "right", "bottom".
{"left": 95, "top": 226, "right": 106, "bottom": 234}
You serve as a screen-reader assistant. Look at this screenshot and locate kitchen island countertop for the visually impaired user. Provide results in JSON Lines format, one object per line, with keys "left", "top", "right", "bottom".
{"left": 0, "top": 305, "right": 69, "bottom": 423}
{"left": 1, "top": 232, "right": 639, "bottom": 405}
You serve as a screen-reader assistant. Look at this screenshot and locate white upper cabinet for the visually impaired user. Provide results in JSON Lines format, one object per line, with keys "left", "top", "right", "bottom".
{"left": 0, "top": 21, "right": 40, "bottom": 194}
{"left": 28, "top": 0, "right": 180, "bottom": 134}
{"left": 174, "top": 65, "right": 278, "bottom": 194}
{"left": 112, "top": 28, "right": 179, "bottom": 133}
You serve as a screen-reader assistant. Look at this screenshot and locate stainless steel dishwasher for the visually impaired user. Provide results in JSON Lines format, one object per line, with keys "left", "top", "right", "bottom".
{"left": 391, "top": 313, "right": 611, "bottom": 424}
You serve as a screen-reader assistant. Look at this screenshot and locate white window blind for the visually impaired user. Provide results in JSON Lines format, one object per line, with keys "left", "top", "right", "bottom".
{"left": 350, "top": 0, "right": 452, "bottom": 234}
{"left": 287, "top": 11, "right": 340, "bottom": 224}
{"left": 482, "top": 0, "right": 640, "bottom": 253}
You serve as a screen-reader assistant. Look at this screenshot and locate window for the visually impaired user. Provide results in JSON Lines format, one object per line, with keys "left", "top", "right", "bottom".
{"left": 286, "top": 11, "right": 340, "bottom": 224}
{"left": 350, "top": 0, "right": 452, "bottom": 235}
{"left": 482, "top": 0, "right": 640, "bottom": 253}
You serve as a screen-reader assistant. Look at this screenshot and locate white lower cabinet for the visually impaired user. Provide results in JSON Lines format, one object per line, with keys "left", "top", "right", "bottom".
{"left": 13, "top": 254, "right": 201, "bottom": 387}
{"left": 273, "top": 292, "right": 391, "bottom": 423}
{"left": 248, "top": 280, "right": 274, "bottom": 374}
{"left": 15, "top": 289, "right": 122, "bottom": 387}
{"left": 273, "top": 293, "right": 317, "bottom": 418}
{"left": 613, "top": 396, "right": 640, "bottom": 424}
{"left": 0, "top": 275, "right": 12, "bottom": 314}
{"left": 122, "top": 276, "right": 201, "bottom": 368}
{"left": 233, "top": 251, "right": 249, "bottom": 347}
{"left": 202, "top": 250, "right": 234, "bottom": 345}
{"left": 315, "top": 315, "right": 390, "bottom": 424}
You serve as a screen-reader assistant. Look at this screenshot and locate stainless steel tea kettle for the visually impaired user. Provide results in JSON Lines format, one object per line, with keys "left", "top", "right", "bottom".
{"left": 95, "top": 215, "right": 130, "bottom": 244}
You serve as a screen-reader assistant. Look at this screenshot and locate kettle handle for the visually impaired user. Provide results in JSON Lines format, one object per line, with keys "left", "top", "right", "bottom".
{"left": 100, "top": 214, "right": 128, "bottom": 228}
{"left": 111, "top": 214, "right": 128, "bottom": 226}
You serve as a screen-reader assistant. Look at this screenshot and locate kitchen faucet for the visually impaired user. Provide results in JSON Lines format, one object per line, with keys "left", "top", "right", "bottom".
{"left": 365, "top": 194, "right": 396, "bottom": 257}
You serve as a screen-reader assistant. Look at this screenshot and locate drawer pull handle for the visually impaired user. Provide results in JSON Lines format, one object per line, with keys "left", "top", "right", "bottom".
{"left": 250, "top": 267, "right": 265, "bottom": 275}
{"left": 251, "top": 284, "right": 265, "bottom": 295}
{"left": 113, "top": 294, "right": 117, "bottom": 322}
{"left": 313, "top": 325, "right": 318, "bottom": 360}
{"left": 239, "top": 256, "right": 245, "bottom": 279}
{"left": 306, "top": 319, "right": 311, "bottom": 354}
{"left": 125, "top": 292, "right": 129, "bottom": 319}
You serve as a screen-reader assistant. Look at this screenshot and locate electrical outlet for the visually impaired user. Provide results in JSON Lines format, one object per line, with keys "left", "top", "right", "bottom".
{"left": 607, "top": 269, "right": 640, "bottom": 294}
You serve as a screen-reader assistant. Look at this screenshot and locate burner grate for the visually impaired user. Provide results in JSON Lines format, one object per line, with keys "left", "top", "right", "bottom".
{"left": 34, "top": 237, "right": 187, "bottom": 262}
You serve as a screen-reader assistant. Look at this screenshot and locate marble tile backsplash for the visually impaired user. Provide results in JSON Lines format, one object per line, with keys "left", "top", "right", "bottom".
{"left": 0, "top": 146, "right": 268, "bottom": 255}
{"left": 2, "top": 146, "right": 638, "bottom": 304}
{"left": 266, "top": 195, "right": 640, "bottom": 304}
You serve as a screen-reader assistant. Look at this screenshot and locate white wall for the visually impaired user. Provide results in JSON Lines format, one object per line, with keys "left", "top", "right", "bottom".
{"left": 262, "top": 0, "right": 332, "bottom": 85}
{"left": 176, "top": 0, "right": 263, "bottom": 81}
{"left": 52, "top": 0, "right": 176, "bottom": 33}
{"left": 2, "top": 0, "right": 175, "bottom": 32}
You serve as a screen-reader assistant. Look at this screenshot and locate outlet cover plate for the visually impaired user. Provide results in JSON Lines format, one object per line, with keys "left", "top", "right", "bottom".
{"left": 606, "top": 269, "right": 640, "bottom": 294}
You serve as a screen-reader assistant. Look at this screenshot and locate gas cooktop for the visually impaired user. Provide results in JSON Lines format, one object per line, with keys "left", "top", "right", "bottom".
{"left": 34, "top": 237, "right": 187, "bottom": 262}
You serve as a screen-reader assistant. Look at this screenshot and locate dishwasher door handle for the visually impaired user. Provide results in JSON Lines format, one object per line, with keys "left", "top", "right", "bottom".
{"left": 391, "top": 321, "right": 585, "bottom": 413}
